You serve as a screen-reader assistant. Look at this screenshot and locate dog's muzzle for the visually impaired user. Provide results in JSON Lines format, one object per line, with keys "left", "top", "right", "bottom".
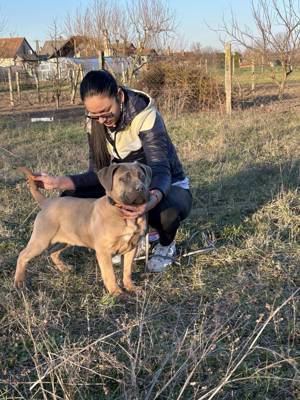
{"left": 121, "top": 184, "right": 149, "bottom": 205}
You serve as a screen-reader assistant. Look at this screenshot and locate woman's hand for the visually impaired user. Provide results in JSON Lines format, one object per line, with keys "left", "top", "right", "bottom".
{"left": 119, "top": 190, "right": 162, "bottom": 219}
{"left": 32, "top": 173, "right": 75, "bottom": 191}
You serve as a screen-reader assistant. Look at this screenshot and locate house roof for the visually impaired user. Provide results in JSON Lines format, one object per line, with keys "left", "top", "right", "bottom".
{"left": 0, "top": 37, "right": 38, "bottom": 61}
{"left": 39, "top": 35, "right": 157, "bottom": 58}
{"left": 40, "top": 36, "right": 96, "bottom": 57}
{"left": 39, "top": 39, "right": 69, "bottom": 57}
{"left": 0, "top": 37, "right": 25, "bottom": 58}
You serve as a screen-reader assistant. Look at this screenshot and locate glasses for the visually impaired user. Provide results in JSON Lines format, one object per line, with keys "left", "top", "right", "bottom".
{"left": 85, "top": 112, "right": 114, "bottom": 121}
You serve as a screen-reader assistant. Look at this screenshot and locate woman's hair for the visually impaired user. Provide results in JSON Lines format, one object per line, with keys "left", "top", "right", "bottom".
{"left": 89, "top": 120, "right": 111, "bottom": 170}
{"left": 81, "top": 70, "right": 119, "bottom": 171}
{"left": 80, "top": 69, "right": 118, "bottom": 101}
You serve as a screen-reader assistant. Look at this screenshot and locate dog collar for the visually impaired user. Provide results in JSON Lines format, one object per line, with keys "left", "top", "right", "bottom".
{"left": 107, "top": 196, "right": 122, "bottom": 208}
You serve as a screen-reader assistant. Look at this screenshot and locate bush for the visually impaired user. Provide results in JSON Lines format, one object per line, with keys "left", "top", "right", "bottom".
{"left": 135, "top": 61, "right": 225, "bottom": 114}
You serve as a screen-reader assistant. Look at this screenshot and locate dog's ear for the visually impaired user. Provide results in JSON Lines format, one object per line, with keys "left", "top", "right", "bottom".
{"left": 139, "top": 163, "right": 152, "bottom": 187}
{"left": 97, "top": 164, "right": 120, "bottom": 192}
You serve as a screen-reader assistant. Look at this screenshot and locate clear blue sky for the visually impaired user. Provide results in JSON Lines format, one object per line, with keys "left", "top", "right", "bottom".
{"left": 0, "top": 0, "right": 255, "bottom": 51}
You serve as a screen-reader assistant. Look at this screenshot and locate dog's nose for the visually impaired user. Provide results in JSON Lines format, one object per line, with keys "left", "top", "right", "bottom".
{"left": 136, "top": 183, "right": 144, "bottom": 192}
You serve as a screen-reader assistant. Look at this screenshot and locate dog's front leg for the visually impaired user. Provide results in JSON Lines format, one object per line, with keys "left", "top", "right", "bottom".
{"left": 95, "top": 251, "right": 123, "bottom": 296}
{"left": 123, "top": 247, "right": 140, "bottom": 293}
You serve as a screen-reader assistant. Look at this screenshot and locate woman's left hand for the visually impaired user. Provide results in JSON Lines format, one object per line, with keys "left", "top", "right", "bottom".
{"left": 119, "top": 203, "right": 149, "bottom": 219}
{"left": 119, "top": 190, "right": 162, "bottom": 219}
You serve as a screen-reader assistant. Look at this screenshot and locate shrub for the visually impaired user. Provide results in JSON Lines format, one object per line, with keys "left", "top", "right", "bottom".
{"left": 135, "top": 61, "right": 225, "bottom": 114}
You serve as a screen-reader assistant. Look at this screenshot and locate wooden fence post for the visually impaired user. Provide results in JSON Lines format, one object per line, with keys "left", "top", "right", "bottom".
{"left": 98, "top": 50, "right": 105, "bottom": 69}
{"left": 16, "top": 71, "right": 21, "bottom": 100}
{"left": 225, "top": 43, "right": 232, "bottom": 115}
{"left": 8, "top": 67, "right": 14, "bottom": 107}
{"left": 34, "top": 70, "right": 41, "bottom": 103}
{"left": 70, "top": 66, "right": 81, "bottom": 104}
{"left": 121, "top": 59, "right": 127, "bottom": 84}
{"left": 251, "top": 60, "right": 255, "bottom": 92}
{"left": 79, "top": 64, "right": 84, "bottom": 81}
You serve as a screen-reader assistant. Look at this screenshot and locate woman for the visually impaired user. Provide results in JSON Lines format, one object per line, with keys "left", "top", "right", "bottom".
{"left": 34, "top": 70, "right": 192, "bottom": 272}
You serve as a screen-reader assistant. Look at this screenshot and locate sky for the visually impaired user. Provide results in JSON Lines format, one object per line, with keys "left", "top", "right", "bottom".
{"left": 0, "top": 0, "right": 256, "bottom": 51}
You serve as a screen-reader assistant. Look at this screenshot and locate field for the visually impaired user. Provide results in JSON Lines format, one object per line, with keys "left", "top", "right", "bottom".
{"left": 1, "top": 65, "right": 300, "bottom": 115}
{"left": 0, "top": 103, "right": 299, "bottom": 399}
{"left": 213, "top": 66, "right": 300, "bottom": 86}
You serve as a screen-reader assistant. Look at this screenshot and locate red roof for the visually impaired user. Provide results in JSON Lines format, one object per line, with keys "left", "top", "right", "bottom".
{"left": 0, "top": 37, "right": 25, "bottom": 58}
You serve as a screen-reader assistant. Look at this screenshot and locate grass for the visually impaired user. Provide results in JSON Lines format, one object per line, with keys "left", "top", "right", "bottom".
{"left": 0, "top": 106, "right": 299, "bottom": 399}
{"left": 211, "top": 66, "right": 300, "bottom": 86}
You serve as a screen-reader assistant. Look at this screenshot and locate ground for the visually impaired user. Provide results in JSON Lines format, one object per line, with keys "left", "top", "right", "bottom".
{"left": 0, "top": 86, "right": 299, "bottom": 399}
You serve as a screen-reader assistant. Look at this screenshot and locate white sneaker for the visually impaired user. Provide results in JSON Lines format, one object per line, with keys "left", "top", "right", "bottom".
{"left": 147, "top": 242, "right": 176, "bottom": 272}
{"left": 112, "top": 254, "right": 121, "bottom": 265}
{"left": 136, "top": 230, "right": 160, "bottom": 258}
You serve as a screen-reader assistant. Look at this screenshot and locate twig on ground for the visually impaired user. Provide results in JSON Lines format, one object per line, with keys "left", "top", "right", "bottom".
{"left": 198, "top": 288, "right": 300, "bottom": 400}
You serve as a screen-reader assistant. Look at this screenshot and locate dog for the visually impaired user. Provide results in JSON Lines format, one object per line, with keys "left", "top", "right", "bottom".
{"left": 14, "top": 162, "right": 152, "bottom": 296}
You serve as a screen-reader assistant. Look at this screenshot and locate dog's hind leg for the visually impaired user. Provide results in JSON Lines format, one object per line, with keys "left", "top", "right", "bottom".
{"left": 50, "top": 245, "right": 73, "bottom": 273}
{"left": 14, "top": 237, "right": 52, "bottom": 288}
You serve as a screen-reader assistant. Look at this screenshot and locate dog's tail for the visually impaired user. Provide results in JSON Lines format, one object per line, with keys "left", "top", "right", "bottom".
{"left": 18, "top": 167, "right": 47, "bottom": 207}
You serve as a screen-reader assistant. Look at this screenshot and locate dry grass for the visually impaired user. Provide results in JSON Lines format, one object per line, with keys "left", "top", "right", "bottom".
{"left": 0, "top": 106, "right": 299, "bottom": 399}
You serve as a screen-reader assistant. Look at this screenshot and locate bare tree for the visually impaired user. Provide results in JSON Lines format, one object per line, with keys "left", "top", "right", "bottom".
{"left": 220, "top": 0, "right": 300, "bottom": 98}
{"left": 126, "top": 0, "right": 176, "bottom": 51}
{"left": 65, "top": 1, "right": 128, "bottom": 53}
{"left": 124, "top": 0, "right": 176, "bottom": 83}
{"left": 0, "top": 7, "right": 7, "bottom": 34}
{"left": 48, "top": 19, "right": 68, "bottom": 108}
{"left": 0, "top": 8, "right": 7, "bottom": 62}
{"left": 190, "top": 42, "right": 202, "bottom": 54}
{"left": 64, "top": 0, "right": 177, "bottom": 83}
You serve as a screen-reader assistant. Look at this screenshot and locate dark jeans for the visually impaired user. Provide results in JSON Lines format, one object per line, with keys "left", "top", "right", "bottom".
{"left": 62, "top": 184, "right": 192, "bottom": 246}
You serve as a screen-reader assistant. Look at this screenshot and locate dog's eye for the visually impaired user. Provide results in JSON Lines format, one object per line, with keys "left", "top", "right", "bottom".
{"left": 120, "top": 172, "right": 131, "bottom": 183}
{"left": 138, "top": 171, "right": 145, "bottom": 180}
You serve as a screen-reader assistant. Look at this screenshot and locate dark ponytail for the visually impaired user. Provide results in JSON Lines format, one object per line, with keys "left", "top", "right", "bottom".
{"left": 80, "top": 69, "right": 118, "bottom": 101}
{"left": 80, "top": 70, "right": 118, "bottom": 170}
{"left": 89, "top": 120, "right": 111, "bottom": 170}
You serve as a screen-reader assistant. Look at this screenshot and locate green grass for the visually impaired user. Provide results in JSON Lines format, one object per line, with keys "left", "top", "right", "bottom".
{"left": 210, "top": 66, "right": 300, "bottom": 86}
{"left": 0, "top": 107, "right": 299, "bottom": 399}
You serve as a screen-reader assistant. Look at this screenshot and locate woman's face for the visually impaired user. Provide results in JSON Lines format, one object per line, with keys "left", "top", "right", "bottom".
{"left": 84, "top": 88, "right": 124, "bottom": 128}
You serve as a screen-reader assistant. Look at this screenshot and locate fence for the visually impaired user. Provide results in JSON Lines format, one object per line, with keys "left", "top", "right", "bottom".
{"left": 0, "top": 46, "right": 299, "bottom": 113}
{"left": 0, "top": 53, "right": 133, "bottom": 110}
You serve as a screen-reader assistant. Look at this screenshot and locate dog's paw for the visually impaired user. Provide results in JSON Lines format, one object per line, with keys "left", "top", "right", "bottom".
{"left": 124, "top": 283, "right": 143, "bottom": 295}
{"left": 110, "top": 286, "right": 125, "bottom": 297}
{"left": 14, "top": 278, "right": 25, "bottom": 289}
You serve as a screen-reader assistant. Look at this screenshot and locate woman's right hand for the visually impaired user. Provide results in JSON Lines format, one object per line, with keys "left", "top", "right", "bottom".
{"left": 33, "top": 173, "right": 75, "bottom": 191}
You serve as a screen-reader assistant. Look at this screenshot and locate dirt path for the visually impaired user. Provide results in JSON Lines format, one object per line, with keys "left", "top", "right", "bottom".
{"left": 0, "top": 105, "right": 85, "bottom": 127}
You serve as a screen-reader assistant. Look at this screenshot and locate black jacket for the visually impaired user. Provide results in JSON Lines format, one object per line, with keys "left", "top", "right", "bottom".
{"left": 70, "top": 87, "right": 186, "bottom": 197}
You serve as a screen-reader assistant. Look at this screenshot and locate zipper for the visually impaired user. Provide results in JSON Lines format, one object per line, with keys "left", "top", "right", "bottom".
{"left": 106, "top": 127, "right": 122, "bottom": 159}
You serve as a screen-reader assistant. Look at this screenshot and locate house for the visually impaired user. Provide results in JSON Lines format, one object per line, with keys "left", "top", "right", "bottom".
{"left": 39, "top": 36, "right": 100, "bottom": 59}
{"left": 37, "top": 56, "right": 133, "bottom": 81}
{"left": 40, "top": 33, "right": 157, "bottom": 60}
{"left": 0, "top": 37, "right": 38, "bottom": 68}
{"left": 38, "top": 33, "right": 158, "bottom": 80}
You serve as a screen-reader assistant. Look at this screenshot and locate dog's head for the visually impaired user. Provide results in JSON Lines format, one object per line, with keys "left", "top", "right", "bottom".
{"left": 97, "top": 162, "right": 152, "bottom": 206}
